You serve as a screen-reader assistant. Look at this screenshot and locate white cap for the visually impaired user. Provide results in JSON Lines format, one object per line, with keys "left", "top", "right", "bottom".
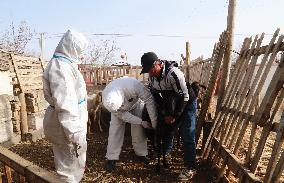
{"left": 102, "top": 89, "right": 123, "bottom": 112}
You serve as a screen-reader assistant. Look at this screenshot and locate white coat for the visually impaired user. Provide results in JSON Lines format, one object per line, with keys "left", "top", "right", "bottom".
{"left": 102, "top": 77, "right": 157, "bottom": 160}
{"left": 43, "top": 29, "right": 88, "bottom": 183}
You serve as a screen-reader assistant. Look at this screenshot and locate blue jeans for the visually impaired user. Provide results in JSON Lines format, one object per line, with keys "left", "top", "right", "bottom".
{"left": 163, "top": 99, "right": 197, "bottom": 169}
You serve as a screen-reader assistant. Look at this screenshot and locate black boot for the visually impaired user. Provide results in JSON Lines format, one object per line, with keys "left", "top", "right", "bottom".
{"left": 106, "top": 160, "right": 116, "bottom": 172}
{"left": 137, "top": 156, "right": 150, "bottom": 165}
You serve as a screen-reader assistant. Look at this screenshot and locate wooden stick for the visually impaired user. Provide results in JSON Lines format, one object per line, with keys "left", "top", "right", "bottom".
{"left": 4, "top": 165, "right": 12, "bottom": 183}
{"left": 221, "top": 34, "right": 264, "bottom": 148}
{"left": 250, "top": 55, "right": 284, "bottom": 172}
{"left": 263, "top": 110, "right": 284, "bottom": 182}
{"left": 217, "top": 0, "right": 236, "bottom": 111}
{"left": 206, "top": 37, "right": 252, "bottom": 160}
{"left": 197, "top": 31, "right": 228, "bottom": 146}
{"left": 270, "top": 136, "right": 284, "bottom": 183}
{"left": 233, "top": 33, "right": 283, "bottom": 154}
{"left": 216, "top": 37, "right": 254, "bottom": 139}
{"left": 228, "top": 29, "right": 280, "bottom": 150}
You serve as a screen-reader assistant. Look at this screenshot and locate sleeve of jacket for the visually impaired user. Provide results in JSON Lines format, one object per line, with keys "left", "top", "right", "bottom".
{"left": 168, "top": 68, "right": 189, "bottom": 118}
{"left": 113, "top": 110, "right": 143, "bottom": 125}
{"left": 49, "top": 61, "right": 83, "bottom": 144}
{"left": 135, "top": 81, "right": 158, "bottom": 129}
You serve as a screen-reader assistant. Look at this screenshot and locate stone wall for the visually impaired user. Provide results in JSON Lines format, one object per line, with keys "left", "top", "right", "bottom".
{"left": 0, "top": 71, "right": 13, "bottom": 96}
{"left": 0, "top": 95, "right": 13, "bottom": 143}
{"left": 26, "top": 90, "right": 48, "bottom": 131}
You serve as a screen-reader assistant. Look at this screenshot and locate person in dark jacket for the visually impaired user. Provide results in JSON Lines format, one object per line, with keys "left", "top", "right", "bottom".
{"left": 141, "top": 52, "right": 197, "bottom": 181}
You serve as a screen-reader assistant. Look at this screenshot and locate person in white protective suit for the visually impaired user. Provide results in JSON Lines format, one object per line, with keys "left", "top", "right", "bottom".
{"left": 43, "top": 29, "right": 89, "bottom": 183}
{"left": 102, "top": 77, "right": 158, "bottom": 172}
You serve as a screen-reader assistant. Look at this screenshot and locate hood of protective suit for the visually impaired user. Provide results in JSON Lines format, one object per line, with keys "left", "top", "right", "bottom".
{"left": 102, "top": 89, "right": 124, "bottom": 112}
{"left": 54, "top": 29, "right": 88, "bottom": 63}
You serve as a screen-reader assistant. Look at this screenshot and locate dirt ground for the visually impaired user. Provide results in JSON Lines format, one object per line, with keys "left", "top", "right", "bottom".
{"left": 9, "top": 128, "right": 217, "bottom": 183}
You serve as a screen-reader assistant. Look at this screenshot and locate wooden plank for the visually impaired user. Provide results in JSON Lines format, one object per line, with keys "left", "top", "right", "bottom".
{"left": 99, "top": 68, "right": 103, "bottom": 85}
{"left": 15, "top": 70, "right": 43, "bottom": 76}
{"left": 93, "top": 70, "right": 98, "bottom": 86}
{"left": 25, "top": 164, "right": 62, "bottom": 183}
{"left": 263, "top": 110, "right": 284, "bottom": 182}
{"left": 16, "top": 66, "right": 43, "bottom": 72}
{"left": 17, "top": 75, "right": 42, "bottom": 79}
{"left": 216, "top": 0, "right": 236, "bottom": 112}
{"left": 202, "top": 34, "right": 249, "bottom": 158}
{"left": 0, "top": 170, "right": 2, "bottom": 183}
{"left": 135, "top": 66, "right": 139, "bottom": 80}
{"left": 228, "top": 29, "right": 280, "bottom": 150}
{"left": 222, "top": 38, "right": 260, "bottom": 146}
{"left": 253, "top": 51, "right": 284, "bottom": 126}
{"left": 204, "top": 31, "right": 284, "bottom": 183}
{"left": 0, "top": 146, "right": 61, "bottom": 182}
{"left": 211, "top": 163, "right": 231, "bottom": 183}
{"left": 270, "top": 139, "right": 284, "bottom": 183}
{"left": 13, "top": 62, "right": 42, "bottom": 68}
{"left": 21, "top": 81, "right": 42, "bottom": 86}
{"left": 197, "top": 31, "right": 228, "bottom": 149}
{"left": 233, "top": 33, "right": 283, "bottom": 154}
{"left": 15, "top": 172, "right": 26, "bottom": 183}
{"left": 247, "top": 41, "right": 284, "bottom": 56}
{"left": 223, "top": 34, "right": 265, "bottom": 146}
{"left": 214, "top": 35, "right": 262, "bottom": 157}
{"left": 249, "top": 125, "right": 272, "bottom": 172}
{"left": 12, "top": 55, "right": 40, "bottom": 64}
{"left": 249, "top": 87, "right": 284, "bottom": 170}
{"left": 216, "top": 36, "right": 255, "bottom": 142}
{"left": 4, "top": 165, "right": 12, "bottom": 183}
{"left": 212, "top": 138, "right": 262, "bottom": 183}
{"left": 11, "top": 52, "right": 43, "bottom": 93}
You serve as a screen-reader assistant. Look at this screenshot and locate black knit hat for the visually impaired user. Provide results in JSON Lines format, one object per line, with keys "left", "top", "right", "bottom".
{"left": 140, "top": 52, "right": 159, "bottom": 74}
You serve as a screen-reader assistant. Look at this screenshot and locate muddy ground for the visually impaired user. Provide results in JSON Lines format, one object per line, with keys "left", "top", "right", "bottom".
{"left": 9, "top": 127, "right": 217, "bottom": 183}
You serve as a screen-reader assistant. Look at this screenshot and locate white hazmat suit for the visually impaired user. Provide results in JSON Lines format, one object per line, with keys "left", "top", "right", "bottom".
{"left": 43, "top": 29, "right": 88, "bottom": 183}
{"left": 102, "top": 77, "right": 158, "bottom": 160}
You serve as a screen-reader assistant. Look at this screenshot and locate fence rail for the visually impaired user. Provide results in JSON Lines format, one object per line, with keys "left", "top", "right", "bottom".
{"left": 79, "top": 65, "right": 149, "bottom": 90}
{"left": 202, "top": 29, "right": 284, "bottom": 182}
{"left": 79, "top": 58, "right": 215, "bottom": 92}
{"left": 0, "top": 146, "right": 61, "bottom": 183}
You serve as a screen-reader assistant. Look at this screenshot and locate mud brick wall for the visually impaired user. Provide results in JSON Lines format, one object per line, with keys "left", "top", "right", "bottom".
{"left": 10, "top": 97, "right": 21, "bottom": 135}
{"left": 25, "top": 90, "right": 48, "bottom": 113}
{"left": 0, "top": 95, "right": 13, "bottom": 143}
{"left": 25, "top": 90, "right": 48, "bottom": 130}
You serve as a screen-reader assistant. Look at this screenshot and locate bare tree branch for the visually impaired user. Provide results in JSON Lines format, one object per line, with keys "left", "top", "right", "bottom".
{"left": 0, "top": 21, "right": 35, "bottom": 55}
{"left": 85, "top": 39, "right": 120, "bottom": 66}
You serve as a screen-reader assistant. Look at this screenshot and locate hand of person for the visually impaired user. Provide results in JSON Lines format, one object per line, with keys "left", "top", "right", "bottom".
{"left": 72, "top": 142, "right": 81, "bottom": 158}
{"left": 141, "top": 121, "right": 152, "bottom": 129}
{"left": 165, "top": 116, "right": 175, "bottom": 124}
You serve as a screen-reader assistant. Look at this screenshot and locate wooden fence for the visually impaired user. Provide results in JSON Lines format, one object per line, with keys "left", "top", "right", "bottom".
{"left": 196, "top": 31, "right": 229, "bottom": 143}
{"left": 0, "top": 146, "right": 61, "bottom": 183}
{"left": 79, "top": 65, "right": 149, "bottom": 90}
{"left": 202, "top": 29, "right": 284, "bottom": 182}
{"left": 0, "top": 51, "right": 62, "bottom": 182}
{"left": 79, "top": 58, "right": 216, "bottom": 92}
{"left": 2, "top": 28, "right": 283, "bottom": 182}
{"left": 181, "top": 56, "right": 214, "bottom": 88}
{"left": 0, "top": 51, "right": 45, "bottom": 136}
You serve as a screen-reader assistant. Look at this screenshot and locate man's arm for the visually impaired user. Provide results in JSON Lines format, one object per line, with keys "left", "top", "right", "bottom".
{"left": 135, "top": 81, "right": 158, "bottom": 129}
{"left": 113, "top": 110, "right": 143, "bottom": 125}
{"left": 168, "top": 68, "right": 189, "bottom": 120}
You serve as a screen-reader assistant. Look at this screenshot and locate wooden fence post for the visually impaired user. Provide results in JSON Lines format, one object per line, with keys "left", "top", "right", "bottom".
{"left": 19, "top": 92, "right": 28, "bottom": 135}
{"left": 196, "top": 31, "right": 228, "bottom": 148}
{"left": 216, "top": 0, "right": 236, "bottom": 111}
{"left": 186, "top": 42, "right": 190, "bottom": 65}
